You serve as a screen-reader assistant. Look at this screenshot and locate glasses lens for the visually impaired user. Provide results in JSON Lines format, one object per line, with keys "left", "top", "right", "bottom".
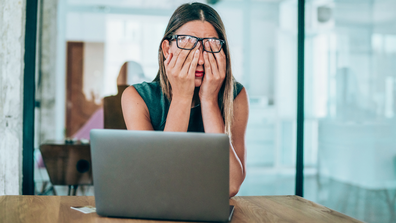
{"left": 177, "top": 36, "right": 197, "bottom": 49}
{"left": 203, "top": 39, "right": 222, "bottom": 52}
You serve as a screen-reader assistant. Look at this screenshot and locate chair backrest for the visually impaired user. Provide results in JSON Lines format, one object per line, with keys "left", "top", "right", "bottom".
{"left": 103, "top": 85, "right": 129, "bottom": 130}
{"left": 40, "top": 142, "right": 92, "bottom": 185}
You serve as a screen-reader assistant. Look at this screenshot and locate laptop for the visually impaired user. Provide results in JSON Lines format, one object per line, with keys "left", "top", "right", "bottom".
{"left": 90, "top": 129, "right": 234, "bottom": 222}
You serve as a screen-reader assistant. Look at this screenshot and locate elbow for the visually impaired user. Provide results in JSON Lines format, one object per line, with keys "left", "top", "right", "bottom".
{"left": 229, "top": 177, "right": 245, "bottom": 197}
{"left": 229, "top": 186, "right": 240, "bottom": 197}
{"left": 229, "top": 172, "right": 246, "bottom": 197}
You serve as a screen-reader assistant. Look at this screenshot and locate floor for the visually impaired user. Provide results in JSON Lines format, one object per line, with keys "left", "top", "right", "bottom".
{"left": 316, "top": 177, "right": 396, "bottom": 223}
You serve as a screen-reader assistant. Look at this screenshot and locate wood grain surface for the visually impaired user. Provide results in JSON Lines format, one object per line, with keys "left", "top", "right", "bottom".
{"left": 0, "top": 195, "right": 363, "bottom": 223}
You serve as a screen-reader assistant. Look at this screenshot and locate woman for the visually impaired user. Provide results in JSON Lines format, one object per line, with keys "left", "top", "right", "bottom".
{"left": 121, "top": 2, "right": 249, "bottom": 197}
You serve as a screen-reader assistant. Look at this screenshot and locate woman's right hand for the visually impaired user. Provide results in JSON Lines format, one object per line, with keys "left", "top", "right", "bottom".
{"left": 164, "top": 42, "right": 201, "bottom": 100}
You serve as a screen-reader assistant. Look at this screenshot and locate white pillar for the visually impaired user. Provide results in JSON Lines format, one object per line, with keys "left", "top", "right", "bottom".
{"left": 38, "top": 0, "right": 59, "bottom": 143}
{"left": 0, "top": 0, "right": 27, "bottom": 195}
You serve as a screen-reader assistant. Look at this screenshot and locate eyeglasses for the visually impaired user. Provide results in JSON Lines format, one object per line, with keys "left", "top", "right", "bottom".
{"left": 169, "top": 35, "right": 225, "bottom": 53}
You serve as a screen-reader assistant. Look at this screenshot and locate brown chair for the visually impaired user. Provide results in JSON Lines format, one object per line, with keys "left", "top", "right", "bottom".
{"left": 40, "top": 141, "right": 92, "bottom": 195}
{"left": 103, "top": 85, "right": 129, "bottom": 129}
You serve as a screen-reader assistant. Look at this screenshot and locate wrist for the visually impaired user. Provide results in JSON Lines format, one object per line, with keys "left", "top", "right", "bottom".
{"left": 171, "top": 95, "right": 192, "bottom": 105}
{"left": 200, "top": 97, "right": 218, "bottom": 107}
{"left": 199, "top": 89, "right": 219, "bottom": 104}
{"left": 172, "top": 90, "right": 193, "bottom": 100}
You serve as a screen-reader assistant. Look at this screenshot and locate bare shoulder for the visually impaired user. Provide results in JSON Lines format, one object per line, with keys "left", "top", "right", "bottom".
{"left": 121, "top": 85, "right": 153, "bottom": 130}
{"left": 233, "top": 87, "right": 249, "bottom": 119}
{"left": 234, "top": 87, "right": 248, "bottom": 102}
{"left": 231, "top": 87, "right": 249, "bottom": 140}
{"left": 122, "top": 85, "right": 141, "bottom": 102}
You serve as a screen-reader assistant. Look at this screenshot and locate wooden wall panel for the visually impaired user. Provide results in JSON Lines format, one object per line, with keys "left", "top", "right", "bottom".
{"left": 66, "top": 42, "right": 102, "bottom": 137}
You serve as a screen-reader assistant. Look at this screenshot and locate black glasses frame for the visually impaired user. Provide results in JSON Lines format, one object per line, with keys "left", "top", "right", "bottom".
{"left": 169, "top": 35, "right": 225, "bottom": 53}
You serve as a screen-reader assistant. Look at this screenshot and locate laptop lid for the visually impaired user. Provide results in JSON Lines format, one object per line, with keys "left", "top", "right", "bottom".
{"left": 90, "top": 129, "right": 230, "bottom": 222}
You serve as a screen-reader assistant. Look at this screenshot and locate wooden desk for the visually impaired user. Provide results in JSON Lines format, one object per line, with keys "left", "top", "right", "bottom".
{"left": 0, "top": 195, "right": 362, "bottom": 223}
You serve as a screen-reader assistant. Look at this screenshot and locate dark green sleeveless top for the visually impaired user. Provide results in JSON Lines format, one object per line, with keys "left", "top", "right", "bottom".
{"left": 133, "top": 81, "right": 244, "bottom": 132}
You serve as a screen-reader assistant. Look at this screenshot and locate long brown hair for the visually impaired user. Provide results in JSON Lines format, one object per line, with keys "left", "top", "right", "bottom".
{"left": 154, "top": 2, "right": 235, "bottom": 137}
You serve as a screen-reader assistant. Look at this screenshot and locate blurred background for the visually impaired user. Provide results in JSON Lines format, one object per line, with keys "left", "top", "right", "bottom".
{"left": 34, "top": 0, "right": 396, "bottom": 222}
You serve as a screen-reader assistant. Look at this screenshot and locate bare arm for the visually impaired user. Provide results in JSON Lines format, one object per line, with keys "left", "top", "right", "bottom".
{"left": 201, "top": 88, "right": 248, "bottom": 197}
{"left": 200, "top": 42, "right": 248, "bottom": 197}
{"left": 162, "top": 42, "right": 200, "bottom": 132}
{"left": 163, "top": 96, "right": 192, "bottom": 132}
{"left": 122, "top": 42, "right": 200, "bottom": 131}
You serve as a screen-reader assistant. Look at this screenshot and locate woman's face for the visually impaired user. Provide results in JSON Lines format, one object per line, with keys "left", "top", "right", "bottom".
{"left": 165, "top": 21, "right": 220, "bottom": 87}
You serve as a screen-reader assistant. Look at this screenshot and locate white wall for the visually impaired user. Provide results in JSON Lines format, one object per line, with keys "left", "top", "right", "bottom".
{"left": 0, "top": 0, "right": 26, "bottom": 195}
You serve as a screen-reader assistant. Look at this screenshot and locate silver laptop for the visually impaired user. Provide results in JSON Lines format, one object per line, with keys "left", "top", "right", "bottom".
{"left": 90, "top": 129, "right": 234, "bottom": 222}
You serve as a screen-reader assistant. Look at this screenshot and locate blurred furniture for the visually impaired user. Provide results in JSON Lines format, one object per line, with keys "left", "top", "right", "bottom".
{"left": 40, "top": 141, "right": 93, "bottom": 195}
{"left": 66, "top": 41, "right": 102, "bottom": 137}
{"left": 103, "top": 85, "right": 129, "bottom": 129}
{"left": 0, "top": 195, "right": 363, "bottom": 223}
{"left": 72, "top": 108, "right": 104, "bottom": 140}
{"left": 104, "top": 60, "right": 148, "bottom": 130}
{"left": 34, "top": 152, "right": 54, "bottom": 195}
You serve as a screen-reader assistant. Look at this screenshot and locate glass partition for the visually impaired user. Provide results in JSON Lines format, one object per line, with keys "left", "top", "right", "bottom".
{"left": 305, "top": 0, "right": 396, "bottom": 222}
{"left": 34, "top": 0, "right": 299, "bottom": 196}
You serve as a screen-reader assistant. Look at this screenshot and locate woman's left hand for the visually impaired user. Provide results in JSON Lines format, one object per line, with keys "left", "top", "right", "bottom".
{"left": 199, "top": 41, "right": 226, "bottom": 103}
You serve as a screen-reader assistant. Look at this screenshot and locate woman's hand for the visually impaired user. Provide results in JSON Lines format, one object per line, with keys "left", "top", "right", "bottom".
{"left": 164, "top": 42, "right": 201, "bottom": 101}
{"left": 199, "top": 41, "right": 226, "bottom": 104}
